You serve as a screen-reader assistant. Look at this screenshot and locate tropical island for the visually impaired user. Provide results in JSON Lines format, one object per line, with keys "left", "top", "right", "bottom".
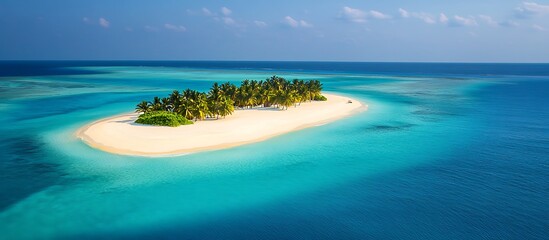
{"left": 77, "top": 76, "right": 364, "bottom": 156}
{"left": 134, "top": 76, "right": 327, "bottom": 127}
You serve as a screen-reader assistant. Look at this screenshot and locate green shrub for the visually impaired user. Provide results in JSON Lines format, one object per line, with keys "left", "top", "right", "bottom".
{"left": 135, "top": 111, "right": 193, "bottom": 127}
{"left": 313, "top": 95, "right": 327, "bottom": 101}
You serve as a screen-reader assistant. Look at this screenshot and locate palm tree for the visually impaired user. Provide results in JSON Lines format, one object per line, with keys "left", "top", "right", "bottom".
{"left": 193, "top": 93, "right": 209, "bottom": 120}
{"left": 136, "top": 77, "right": 325, "bottom": 123}
{"left": 208, "top": 82, "right": 222, "bottom": 118}
{"left": 220, "top": 82, "right": 237, "bottom": 102}
{"left": 218, "top": 96, "right": 234, "bottom": 118}
{"left": 307, "top": 80, "right": 323, "bottom": 100}
{"left": 292, "top": 79, "right": 300, "bottom": 89}
{"left": 259, "top": 87, "right": 276, "bottom": 107}
{"left": 292, "top": 79, "right": 306, "bottom": 105}
{"left": 178, "top": 100, "right": 194, "bottom": 120}
{"left": 150, "top": 96, "right": 163, "bottom": 111}
{"left": 169, "top": 90, "right": 181, "bottom": 108}
{"left": 179, "top": 88, "right": 197, "bottom": 120}
{"left": 249, "top": 80, "right": 260, "bottom": 107}
{"left": 277, "top": 89, "right": 295, "bottom": 110}
{"left": 239, "top": 80, "right": 253, "bottom": 108}
{"left": 161, "top": 97, "right": 171, "bottom": 110}
{"left": 135, "top": 101, "right": 150, "bottom": 113}
{"left": 234, "top": 87, "right": 246, "bottom": 109}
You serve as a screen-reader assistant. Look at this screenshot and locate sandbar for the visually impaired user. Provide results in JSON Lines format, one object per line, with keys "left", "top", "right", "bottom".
{"left": 76, "top": 93, "right": 365, "bottom": 157}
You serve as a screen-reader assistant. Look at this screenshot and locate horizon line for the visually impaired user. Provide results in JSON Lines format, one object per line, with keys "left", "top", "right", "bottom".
{"left": 1, "top": 59, "right": 548, "bottom": 64}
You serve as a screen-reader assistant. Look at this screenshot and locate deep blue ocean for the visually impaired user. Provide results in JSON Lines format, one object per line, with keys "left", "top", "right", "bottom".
{"left": 0, "top": 61, "right": 547, "bottom": 239}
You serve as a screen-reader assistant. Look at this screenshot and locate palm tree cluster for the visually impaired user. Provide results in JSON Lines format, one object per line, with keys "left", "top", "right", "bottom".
{"left": 135, "top": 76, "right": 325, "bottom": 121}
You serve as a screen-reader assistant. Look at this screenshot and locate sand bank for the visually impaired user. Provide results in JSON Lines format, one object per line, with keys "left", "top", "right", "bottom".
{"left": 77, "top": 93, "right": 365, "bottom": 157}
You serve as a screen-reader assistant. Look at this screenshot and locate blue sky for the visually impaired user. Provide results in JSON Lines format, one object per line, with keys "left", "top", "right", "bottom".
{"left": 1, "top": 0, "right": 548, "bottom": 62}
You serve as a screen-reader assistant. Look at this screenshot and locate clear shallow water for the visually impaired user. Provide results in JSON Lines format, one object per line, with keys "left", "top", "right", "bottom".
{"left": 0, "top": 62, "right": 547, "bottom": 239}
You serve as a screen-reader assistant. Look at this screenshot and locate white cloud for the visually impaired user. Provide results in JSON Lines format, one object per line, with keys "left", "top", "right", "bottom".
{"left": 515, "top": 2, "right": 549, "bottom": 18}
{"left": 200, "top": 7, "right": 240, "bottom": 28}
{"left": 439, "top": 14, "right": 477, "bottom": 27}
{"left": 369, "top": 10, "right": 391, "bottom": 20}
{"left": 439, "top": 13, "right": 449, "bottom": 24}
{"left": 83, "top": 17, "right": 91, "bottom": 24}
{"left": 453, "top": 15, "right": 478, "bottom": 26}
{"left": 164, "top": 23, "right": 187, "bottom": 32}
{"left": 532, "top": 24, "right": 546, "bottom": 31}
{"left": 341, "top": 6, "right": 391, "bottom": 23}
{"left": 478, "top": 15, "right": 498, "bottom": 27}
{"left": 202, "top": 8, "right": 214, "bottom": 16}
{"left": 522, "top": 2, "right": 549, "bottom": 14}
{"left": 221, "top": 7, "right": 232, "bottom": 16}
{"left": 144, "top": 25, "right": 159, "bottom": 32}
{"left": 342, "top": 6, "right": 367, "bottom": 23}
{"left": 283, "top": 16, "right": 312, "bottom": 28}
{"left": 254, "top": 20, "right": 267, "bottom": 27}
{"left": 398, "top": 8, "right": 435, "bottom": 24}
{"left": 478, "top": 15, "right": 518, "bottom": 28}
{"left": 417, "top": 14, "right": 436, "bottom": 24}
{"left": 300, "top": 20, "right": 313, "bottom": 28}
{"left": 99, "top": 17, "right": 110, "bottom": 28}
{"left": 222, "top": 17, "right": 236, "bottom": 26}
{"left": 284, "top": 16, "right": 298, "bottom": 27}
{"left": 515, "top": 7, "right": 528, "bottom": 17}
{"left": 398, "top": 8, "right": 409, "bottom": 18}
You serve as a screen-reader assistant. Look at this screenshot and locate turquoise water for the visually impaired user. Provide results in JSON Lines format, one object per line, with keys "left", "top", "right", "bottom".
{"left": 0, "top": 62, "right": 547, "bottom": 239}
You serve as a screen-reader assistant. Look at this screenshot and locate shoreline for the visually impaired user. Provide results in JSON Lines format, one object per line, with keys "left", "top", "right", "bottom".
{"left": 76, "top": 93, "right": 366, "bottom": 157}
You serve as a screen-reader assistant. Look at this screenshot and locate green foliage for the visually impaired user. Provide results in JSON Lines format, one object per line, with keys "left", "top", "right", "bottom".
{"left": 135, "top": 111, "right": 193, "bottom": 127}
{"left": 313, "top": 95, "right": 327, "bottom": 101}
{"left": 135, "top": 76, "right": 326, "bottom": 120}
{"left": 135, "top": 100, "right": 151, "bottom": 113}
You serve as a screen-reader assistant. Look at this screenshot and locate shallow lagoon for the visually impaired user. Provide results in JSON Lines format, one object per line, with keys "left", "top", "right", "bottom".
{"left": 0, "top": 62, "right": 547, "bottom": 239}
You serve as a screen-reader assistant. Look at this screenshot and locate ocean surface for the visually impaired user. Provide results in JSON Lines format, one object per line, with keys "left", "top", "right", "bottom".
{"left": 0, "top": 61, "right": 547, "bottom": 239}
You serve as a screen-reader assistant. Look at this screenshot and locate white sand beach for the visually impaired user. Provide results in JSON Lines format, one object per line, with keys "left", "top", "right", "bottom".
{"left": 76, "top": 93, "right": 365, "bottom": 156}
